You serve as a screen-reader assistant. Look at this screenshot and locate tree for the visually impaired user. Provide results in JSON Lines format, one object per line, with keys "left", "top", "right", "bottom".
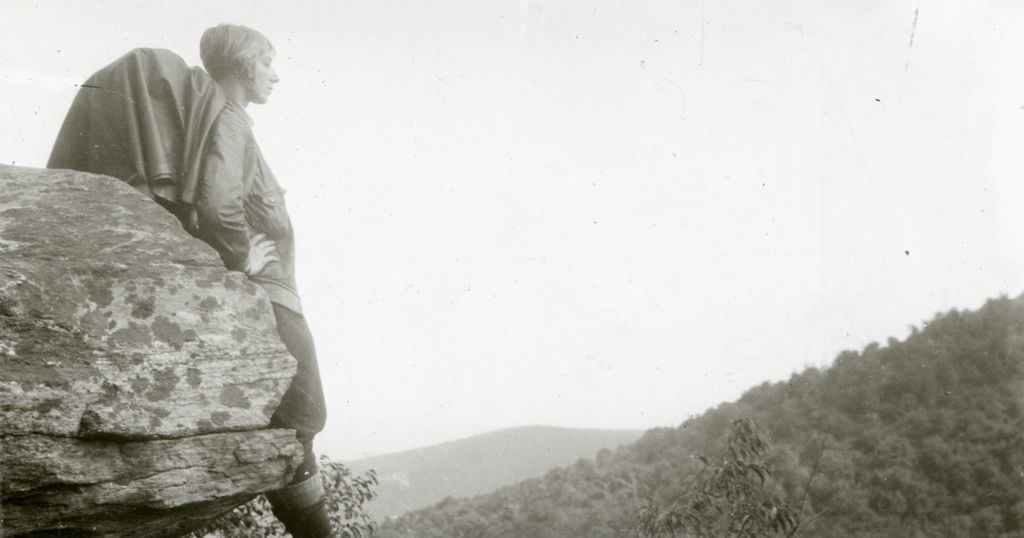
{"left": 635, "top": 419, "right": 801, "bottom": 538}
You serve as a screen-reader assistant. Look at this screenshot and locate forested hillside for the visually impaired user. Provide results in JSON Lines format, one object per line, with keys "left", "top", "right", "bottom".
{"left": 376, "top": 295, "right": 1024, "bottom": 538}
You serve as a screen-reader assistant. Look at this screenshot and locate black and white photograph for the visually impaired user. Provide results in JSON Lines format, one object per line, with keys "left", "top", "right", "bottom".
{"left": 1, "top": 1, "right": 1023, "bottom": 537}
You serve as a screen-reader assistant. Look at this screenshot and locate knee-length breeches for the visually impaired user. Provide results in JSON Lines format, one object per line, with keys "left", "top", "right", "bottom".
{"left": 268, "top": 303, "right": 327, "bottom": 441}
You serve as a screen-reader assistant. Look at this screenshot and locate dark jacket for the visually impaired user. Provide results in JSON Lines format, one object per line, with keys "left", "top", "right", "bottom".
{"left": 196, "top": 100, "right": 301, "bottom": 313}
{"left": 48, "top": 48, "right": 226, "bottom": 217}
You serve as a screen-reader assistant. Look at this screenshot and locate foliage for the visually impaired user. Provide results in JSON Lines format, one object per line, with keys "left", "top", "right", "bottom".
{"left": 323, "top": 457, "right": 380, "bottom": 537}
{"left": 635, "top": 419, "right": 800, "bottom": 538}
{"left": 375, "top": 294, "right": 1024, "bottom": 538}
{"left": 187, "top": 456, "right": 379, "bottom": 538}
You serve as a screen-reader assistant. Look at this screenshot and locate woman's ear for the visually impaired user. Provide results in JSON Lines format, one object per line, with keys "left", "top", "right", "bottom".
{"left": 230, "top": 62, "right": 253, "bottom": 83}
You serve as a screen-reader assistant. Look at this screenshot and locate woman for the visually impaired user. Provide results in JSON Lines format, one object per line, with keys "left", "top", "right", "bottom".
{"left": 195, "top": 24, "right": 332, "bottom": 538}
{"left": 49, "top": 24, "right": 335, "bottom": 538}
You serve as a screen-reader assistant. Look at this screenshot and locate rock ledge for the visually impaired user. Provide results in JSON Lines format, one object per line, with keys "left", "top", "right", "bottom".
{"left": 1, "top": 165, "right": 302, "bottom": 537}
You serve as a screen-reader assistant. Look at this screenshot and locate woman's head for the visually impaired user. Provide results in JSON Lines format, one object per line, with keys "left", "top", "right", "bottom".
{"left": 200, "top": 24, "right": 278, "bottom": 104}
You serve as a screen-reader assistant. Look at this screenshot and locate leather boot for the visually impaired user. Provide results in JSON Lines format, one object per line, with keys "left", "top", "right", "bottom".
{"left": 266, "top": 474, "right": 334, "bottom": 538}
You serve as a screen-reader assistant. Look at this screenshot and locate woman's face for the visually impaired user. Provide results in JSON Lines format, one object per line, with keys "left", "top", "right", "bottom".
{"left": 246, "top": 53, "right": 279, "bottom": 105}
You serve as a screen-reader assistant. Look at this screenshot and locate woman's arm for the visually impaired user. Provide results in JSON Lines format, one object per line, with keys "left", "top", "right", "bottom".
{"left": 195, "top": 110, "right": 277, "bottom": 274}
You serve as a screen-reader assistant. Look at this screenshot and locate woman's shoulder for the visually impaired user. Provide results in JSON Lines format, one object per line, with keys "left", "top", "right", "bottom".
{"left": 211, "top": 100, "right": 255, "bottom": 144}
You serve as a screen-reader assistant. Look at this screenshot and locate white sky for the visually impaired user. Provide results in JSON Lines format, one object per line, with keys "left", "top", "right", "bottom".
{"left": 3, "top": 1, "right": 1023, "bottom": 460}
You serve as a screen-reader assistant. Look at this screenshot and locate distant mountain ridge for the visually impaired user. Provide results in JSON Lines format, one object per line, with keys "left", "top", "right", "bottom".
{"left": 344, "top": 425, "right": 644, "bottom": 519}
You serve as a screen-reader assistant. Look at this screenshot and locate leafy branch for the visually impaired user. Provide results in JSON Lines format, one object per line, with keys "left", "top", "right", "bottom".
{"left": 635, "top": 419, "right": 811, "bottom": 538}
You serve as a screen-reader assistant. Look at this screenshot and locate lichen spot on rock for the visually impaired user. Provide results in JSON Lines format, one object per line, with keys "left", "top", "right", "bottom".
{"left": 210, "top": 411, "right": 231, "bottom": 425}
{"left": 243, "top": 281, "right": 260, "bottom": 296}
{"left": 129, "top": 294, "right": 156, "bottom": 319}
{"left": 152, "top": 315, "right": 191, "bottom": 349}
{"left": 186, "top": 367, "right": 203, "bottom": 388}
{"left": 144, "top": 366, "right": 180, "bottom": 402}
{"left": 35, "top": 398, "right": 62, "bottom": 415}
{"left": 245, "top": 300, "right": 269, "bottom": 321}
{"left": 219, "top": 385, "right": 252, "bottom": 409}
{"left": 85, "top": 278, "right": 114, "bottom": 308}
{"left": 110, "top": 322, "right": 154, "bottom": 347}
{"left": 199, "top": 296, "right": 219, "bottom": 313}
{"left": 223, "top": 274, "right": 242, "bottom": 290}
{"left": 130, "top": 376, "right": 151, "bottom": 394}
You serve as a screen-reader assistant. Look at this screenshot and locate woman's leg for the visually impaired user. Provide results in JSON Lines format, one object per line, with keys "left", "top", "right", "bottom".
{"left": 269, "top": 303, "right": 327, "bottom": 441}
{"left": 266, "top": 303, "right": 332, "bottom": 538}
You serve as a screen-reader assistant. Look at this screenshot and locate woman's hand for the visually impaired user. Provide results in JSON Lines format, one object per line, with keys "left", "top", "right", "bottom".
{"left": 243, "top": 233, "right": 279, "bottom": 276}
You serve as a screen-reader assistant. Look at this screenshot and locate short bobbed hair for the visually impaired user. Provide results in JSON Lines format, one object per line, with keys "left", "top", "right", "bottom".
{"left": 200, "top": 24, "right": 274, "bottom": 81}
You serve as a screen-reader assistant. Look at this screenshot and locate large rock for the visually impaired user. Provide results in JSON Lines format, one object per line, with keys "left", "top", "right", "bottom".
{"left": 0, "top": 165, "right": 303, "bottom": 537}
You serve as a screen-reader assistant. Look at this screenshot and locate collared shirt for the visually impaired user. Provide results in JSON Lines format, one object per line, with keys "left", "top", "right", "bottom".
{"left": 195, "top": 99, "right": 301, "bottom": 313}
